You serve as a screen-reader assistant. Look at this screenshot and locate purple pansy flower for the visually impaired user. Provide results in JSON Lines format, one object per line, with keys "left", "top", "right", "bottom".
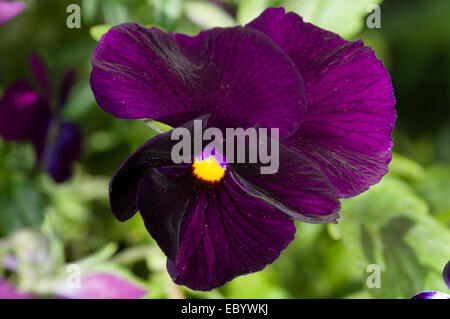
{"left": 90, "top": 7, "right": 396, "bottom": 290}
{"left": 0, "top": 0, "right": 25, "bottom": 26}
{"left": 0, "top": 54, "right": 81, "bottom": 183}
{"left": 55, "top": 272, "right": 148, "bottom": 299}
{"left": 412, "top": 260, "right": 450, "bottom": 299}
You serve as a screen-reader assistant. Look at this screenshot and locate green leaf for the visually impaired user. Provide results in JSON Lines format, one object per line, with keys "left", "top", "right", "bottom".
{"left": 282, "top": 0, "right": 383, "bottom": 38}
{"left": 184, "top": 1, "right": 237, "bottom": 29}
{"left": 413, "top": 165, "right": 450, "bottom": 224}
{"left": 337, "top": 176, "right": 450, "bottom": 298}
{"left": 89, "top": 24, "right": 114, "bottom": 42}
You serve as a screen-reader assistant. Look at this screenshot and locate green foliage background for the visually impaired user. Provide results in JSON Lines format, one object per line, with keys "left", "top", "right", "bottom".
{"left": 0, "top": 0, "right": 449, "bottom": 299}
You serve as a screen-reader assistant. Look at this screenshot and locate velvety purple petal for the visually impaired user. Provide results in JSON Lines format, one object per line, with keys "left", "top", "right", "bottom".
{"left": 55, "top": 272, "right": 147, "bottom": 299}
{"left": 411, "top": 291, "right": 450, "bottom": 299}
{"left": 0, "top": 1, "right": 25, "bottom": 25}
{"left": 0, "top": 79, "right": 50, "bottom": 142}
{"left": 29, "top": 53, "right": 52, "bottom": 105}
{"left": 137, "top": 166, "right": 295, "bottom": 291}
{"left": 444, "top": 260, "right": 450, "bottom": 289}
{"left": 90, "top": 23, "right": 305, "bottom": 138}
{"left": 109, "top": 116, "right": 208, "bottom": 222}
{"left": 0, "top": 278, "right": 32, "bottom": 299}
{"left": 44, "top": 121, "right": 82, "bottom": 183}
{"left": 231, "top": 142, "right": 340, "bottom": 223}
{"left": 247, "top": 8, "right": 396, "bottom": 197}
{"left": 58, "top": 70, "right": 76, "bottom": 109}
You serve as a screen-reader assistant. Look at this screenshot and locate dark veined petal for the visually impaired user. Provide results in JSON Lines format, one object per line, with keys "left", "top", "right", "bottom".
{"left": 109, "top": 116, "right": 208, "bottom": 222}
{"left": 90, "top": 23, "right": 305, "bottom": 138}
{"left": 411, "top": 291, "right": 450, "bottom": 299}
{"left": 0, "top": 1, "right": 25, "bottom": 25}
{"left": 0, "top": 79, "right": 50, "bottom": 142}
{"left": 44, "top": 121, "right": 82, "bottom": 183}
{"left": 29, "top": 53, "right": 52, "bottom": 105}
{"left": 136, "top": 166, "right": 295, "bottom": 291}
{"left": 247, "top": 8, "right": 396, "bottom": 197}
{"left": 231, "top": 140, "right": 340, "bottom": 223}
{"left": 444, "top": 260, "right": 450, "bottom": 289}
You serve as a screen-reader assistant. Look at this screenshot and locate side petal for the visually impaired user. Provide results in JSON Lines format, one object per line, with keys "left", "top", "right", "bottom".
{"left": 109, "top": 116, "right": 208, "bottom": 222}
{"left": 44, "top": 121, "right": 82, "bottom": 183}
{"left": 0, "top": 278, "right": 32, "bottom": 299}
{"left": 0, "top": 1, "right": 25, "bottom": 25}
{"left": 137, "top": 167, "right": 295, "bottom": 291}
{"left": 231, "top": 141, "right": 340, "bottom": 223}
{"left": 0, "top": 79, "right": 49, "bottom": 142}
{"left": 90, "top": 23, "right": 305, "bottom": 138}
{"left": 247, "top": 8, "right": 396, "bottom": 197}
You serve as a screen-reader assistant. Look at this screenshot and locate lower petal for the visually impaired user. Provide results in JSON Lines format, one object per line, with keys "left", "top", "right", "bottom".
{"left": 137, "top": 167, "right": 295, "bottom": 291}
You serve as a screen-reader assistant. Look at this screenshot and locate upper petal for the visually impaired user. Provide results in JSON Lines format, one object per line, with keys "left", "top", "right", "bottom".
{"left": 136, "top": 166, "right": 295, "bottom": 291}
{"left": 90, "top": 23, "right": 305, "bottom": 138}
{"left": 0, "top": 79, "right": 49, "bottom": 142}
{"left": 44, "top": 121, "right": 82, "bottom": 183}
{"left": 0, "top": 1, "right": 25, "bottom": 26}
{"left": 247, "top": 8, "right": 396, "bottom": 197}
{"left": 29, "top": 53, "right": 52, "bottom": 106}
{"left": 444, "top": 260, "right": 450, "bottom": 289}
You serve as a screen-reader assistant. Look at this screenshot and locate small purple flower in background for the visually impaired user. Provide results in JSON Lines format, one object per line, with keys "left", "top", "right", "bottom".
{"left": 412, "top": 260, "right": 450, "bottom": 299}
{"left": 0, "top": 0, "right": 25, "bottom": 26}
{"left": 0, "top": 53, "right": 82, "bottom": 183}
{"left": 0, "top": 278, "right": 32, "bottom": 299}
{"left": 90, "top": 7, "right": 396, "bottom": 290}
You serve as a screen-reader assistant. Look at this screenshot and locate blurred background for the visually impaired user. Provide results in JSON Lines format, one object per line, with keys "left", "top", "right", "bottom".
{"left": 0, "top": 0, "right": 449, "bottom": 299}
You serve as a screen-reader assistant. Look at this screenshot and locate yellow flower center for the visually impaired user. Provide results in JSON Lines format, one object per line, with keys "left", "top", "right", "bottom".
{"left": 192, "top": 156, "right": 226, "bottom": 182}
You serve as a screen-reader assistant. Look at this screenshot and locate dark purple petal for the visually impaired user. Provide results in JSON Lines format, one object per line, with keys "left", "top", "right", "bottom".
{"left": 0, "top": 79, "right": 50, "bottom": 142}
{"left": 29, "top": 53, "right": 52, "bottom": 105}
{"left": 444, "top": 260, "right": 450, "bottom": 289}
{"left": 90, "top": 23, "right": 305, "bottom": 138}
{"left": 0, "top": 0, "right": 25, "bottom": 25}
{"left": 247, "top": 8, "right": 396, "bottom": 197}
{"left": 0, "top": 278, "right": 32, "bottom": 299}
{"left": 411, "top": 291, "right": 450, "bottom": 299}
{"left": 136, "top": 166, "right": 295, "bottom": 291}
{"left": 231, "top": 142, "right": 340, "bottom": 223}
{"left": 55, "top": 273, "right": 147, "bottom": 299}
{"left": 44, "top": 121, "right": 82, "bottom": 183}
{"left": 58, "top": 70, "right": 76, "bottom": 109}
{"left": 109, "top": 116, "right": 208, "bottom": 222}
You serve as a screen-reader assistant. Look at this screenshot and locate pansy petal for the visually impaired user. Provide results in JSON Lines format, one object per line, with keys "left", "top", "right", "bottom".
{"left": 0, "top": 1, "right": 25, "bottom": 25}
{"left": 55, "top": 272, "right": 147, "bottom": 299}
{"left": 29, "top": 53, "right": 52, "bottom": 105}
{"left": 444, "top": 260, "right": 450, "bottom": 289}
{"left": 0, "top": 79, "right": 49, "bottom": 141}
{"left": 411, "top": 291, "right": 450, "bottom": 299}
{"left": 109, "top": 116, "right": 208, "bottom": 222}
{"left": 137, "top": 167, "right": 295, "bottom": 291}
{"left": 247, "top": 8, "right": 396, "bottom": 197}
{"left": 231, "top": 140, "right": 340, "bottom": 223}
{"left": 91, "top": 23, "right": 305, "bottom": 137}
{"left": 44, "top": 121, "right": 82, "bottom": 183}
